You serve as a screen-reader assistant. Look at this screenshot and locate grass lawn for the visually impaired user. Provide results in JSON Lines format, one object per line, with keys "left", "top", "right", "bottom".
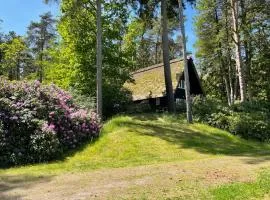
{"left": 1, "top": 114, "right": 270, "bottom": 199}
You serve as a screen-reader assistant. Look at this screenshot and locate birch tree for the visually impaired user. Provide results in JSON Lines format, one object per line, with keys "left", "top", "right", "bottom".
{"left": 230, "top": 0, "right": 246, "bottom": 102}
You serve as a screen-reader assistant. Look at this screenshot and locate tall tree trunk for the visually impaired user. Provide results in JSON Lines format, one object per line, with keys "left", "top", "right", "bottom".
{"left": 96, "top": 0, "right": 103, "bottom": 119}
{"left": 225, "top": 5, "right": 235, "bottom": 104}
{"left": 240, "top": 0, "right": 252, "bottom": 101}
{"left": 223, "top": 75, "right": 231, "bottom": 105}
{"left": 230, "top": 0, "right": 246, "bottom": 102}
{"left": 178, "top": 0, "right": 192, "bottom": 122}
{"left": 161, "top": 0, "right": 175, "bottom": 113}
{"left": 228, "top": 56, "right": 234, "bottom": 104}
{"left": 215, "top": 7, "right": 231, "bottom": 106}
{"left": 234, "top": 73, "right": 239, "bottom": 101}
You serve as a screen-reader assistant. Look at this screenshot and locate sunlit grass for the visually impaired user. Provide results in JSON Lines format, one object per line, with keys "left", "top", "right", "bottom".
{"left": 210, "top": 169, "right": 270, "bottom": 200}
{"left": 1, "top": 114, "right": 270, "bottom": 177}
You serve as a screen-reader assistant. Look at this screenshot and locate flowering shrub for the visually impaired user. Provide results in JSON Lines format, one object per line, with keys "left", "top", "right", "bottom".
{"left": 30, "top": 121, "right": 62, "bottom": 163}
{"left": 0, "top": 78, "right": 101, "bottom": 166}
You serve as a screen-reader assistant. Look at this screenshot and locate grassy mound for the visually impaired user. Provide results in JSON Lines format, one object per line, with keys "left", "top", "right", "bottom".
{"left": 1, "top": 114, "right": 270, "bottom": 176}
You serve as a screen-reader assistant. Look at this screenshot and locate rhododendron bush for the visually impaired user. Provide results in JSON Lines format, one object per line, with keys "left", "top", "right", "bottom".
{"left": 0, "top": 78, "right": 101, "bottom": 166}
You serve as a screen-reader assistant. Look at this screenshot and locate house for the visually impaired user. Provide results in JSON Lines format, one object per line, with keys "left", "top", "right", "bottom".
{"left": 123, "top": 57, "right": 203, "bottom": 109}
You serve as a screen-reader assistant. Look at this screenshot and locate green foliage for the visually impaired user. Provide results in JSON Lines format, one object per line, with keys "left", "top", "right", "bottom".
{"left": 193, "top": 97, "right": 270, "bottom": 142}
{"left": 0, "top": 37, "right": 27, "bottom": 80}
{"left": 192, "top": 96, "right": 226, "bottom": 121}
{"left": 228, "top": 112, "right": 270, "bottom": 142}
{"left": 123, "top": 16, "right": 182, "bottom": 70}
{"left": 195, "top": 0, "right": 270, "bottom": 103}
{"left": 47, "top": 0, "right": 133, "bottom": 118}
{"left": 26, "top": 12, "right": 57, "bottom": 81}
{"left": 44, "top": 42, "right": 76, "bottom": 89}
{"left": 69, "top": 88, "right": 96, "bottom": 110}
{"left": 103, "top": 85, "right": 132, "bottom": 118}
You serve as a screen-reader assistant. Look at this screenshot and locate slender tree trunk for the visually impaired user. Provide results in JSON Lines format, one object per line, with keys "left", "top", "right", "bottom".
{"left": 215, "top": 7, "right": 232, "bottom": 106}
{"left": 96, "top": 0, "right": 103, "bottom": 119}
{"left": 240, "top": 0, "right": 252, "bottom": 101}
{"left": 230, "top": 0, "right": 246, "bottom": 102}
{"left": 178, "top": 0, "right": 192, "bottom": 122}
{"left": 234, "top": 73, "right": 239, "bottom": 101}
{"left": 16, "top": 60, "right": 20, "bottom": 80}
{"left": 224, "top": 76, "right": 231, "bottom": 105}
{"left": 225, "top": 5, "right": 235, "bottom": 105}
{"left": 228, "top": 57, "right": 234, "bottom": 104}
{"left": 161, "top": 0, "right": 175, "bottom": 113}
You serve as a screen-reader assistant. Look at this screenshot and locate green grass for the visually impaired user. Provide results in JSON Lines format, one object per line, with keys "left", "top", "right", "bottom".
{"left": 2, "top": 114, "right": 270, "bottom": 199}
{"left": 210, "top": 169, "right": 270, "bottom": 200}
{"left": 1, "top": 113, "right": 270, "bottom": 176}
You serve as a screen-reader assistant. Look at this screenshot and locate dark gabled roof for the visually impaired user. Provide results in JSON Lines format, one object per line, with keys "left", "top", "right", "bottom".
{"left": 124, "top": 58, "right": 185, "bottom": 101}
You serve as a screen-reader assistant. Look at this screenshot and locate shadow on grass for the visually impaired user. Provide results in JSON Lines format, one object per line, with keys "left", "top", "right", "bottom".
{"left": 121, "top": 118, "right": 270, "bottom": 162}
{"left": 0, "top": 174, "right": 53, "bottom": 200}
{"left": 0, "top": 135, "right": 101, "bottom": 170}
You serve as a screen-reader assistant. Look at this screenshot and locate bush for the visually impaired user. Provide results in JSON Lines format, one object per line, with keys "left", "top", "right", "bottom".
{"left": 69, "top": 88, "right": 96, "bottom": 110}
{"left": 228, "top": 112, "right": 270, "bottom": 142}
{"left": 30, "top": 121, "right": 62, "bottom": 163}
{"left": 102, "top": 85, "right": 132, "bottom": 118}
{"left": 0, "top": 78, "right": 101, "bottom": 166}
{"left": 193, "top": 96, "right": 229, "bottom": 121}
{"left": 193, "top": 97, "right": 270, "bottom": 142}
{"left": 69, "top": 85, "right": 132, "bottom": 119}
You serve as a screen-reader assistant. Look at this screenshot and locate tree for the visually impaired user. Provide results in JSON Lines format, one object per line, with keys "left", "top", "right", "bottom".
{"left": 123, "top": 15, "right": 182, "bottom": 70}
{"left": 96, "top": 0, "right": 103, "bottom": 119}
{"left": 127, "top": 0, "right": 177, "bottom": 112}
{"left": 44, "top": 0, "right": 132, "bottom": 118}
{"left": 195, "top": 0, "right": 235, "bottom": 103}
{"left": 26, "top": 12, "right": 56, "bottom": 82}
{"left": 161, "top": 0, "right": 176, "bottom": 113}
{"left": 0, "top": 20, "right": 4, "bottom": 73}
{"left": 178, "top": 0, "right": 193, "bottom": 122}
{"left": 230, "top": 0, "right": 246, "bottom": 102}
{"left": 0, "top": 37, "right": 27, "bottom": 80}
{"left": 195, "top": 0, "right": 270, "bottom": 103}
{"left": 44, "top": 0, "right": 103, "bottom": 119}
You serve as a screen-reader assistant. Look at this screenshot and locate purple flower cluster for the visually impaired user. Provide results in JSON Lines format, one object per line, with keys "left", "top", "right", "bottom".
{"left": 42, "top": 122, "right": 56, "bottom": 134}
{"left": 0, "top": 78, "right": 101, "bottom": 166}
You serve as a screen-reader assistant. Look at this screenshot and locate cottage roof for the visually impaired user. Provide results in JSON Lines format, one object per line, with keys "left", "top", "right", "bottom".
{"left": 124, "top": 58, "right": 184, "bottom": 101}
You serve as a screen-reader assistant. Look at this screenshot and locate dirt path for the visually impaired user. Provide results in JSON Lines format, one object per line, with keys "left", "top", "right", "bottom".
{"left": 1, "top": 156, "right": 270, "bottom": 200}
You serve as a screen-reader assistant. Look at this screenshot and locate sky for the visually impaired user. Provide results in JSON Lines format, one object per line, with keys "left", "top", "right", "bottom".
{"left": 0, "top": 1, "right": 197, "bottom": 53}
{"left": 0, "top": 0, "right": 59, "bottom": 35}
{"left": 184, "top": 4, "right": 197, "bottom": 54}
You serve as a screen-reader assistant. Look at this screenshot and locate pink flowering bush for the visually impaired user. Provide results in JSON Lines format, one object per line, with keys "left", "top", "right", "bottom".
{"left": 0, "top": 78, "right": 101, "bottom": 166}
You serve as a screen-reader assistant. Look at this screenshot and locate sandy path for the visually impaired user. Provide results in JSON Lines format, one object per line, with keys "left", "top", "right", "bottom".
{"left": 1, "top": 156, "right": 270, "bottom": 200}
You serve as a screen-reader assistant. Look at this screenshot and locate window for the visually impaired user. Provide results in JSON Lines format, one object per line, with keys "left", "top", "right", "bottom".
{"left": 176, "top": 98, "right": 186, "bottom": 105}
{"left": 179, "top": 80, "right": 185, "bottom": 89}
{"left": 156, "top": 98, "right": 160, "bottom": 106}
